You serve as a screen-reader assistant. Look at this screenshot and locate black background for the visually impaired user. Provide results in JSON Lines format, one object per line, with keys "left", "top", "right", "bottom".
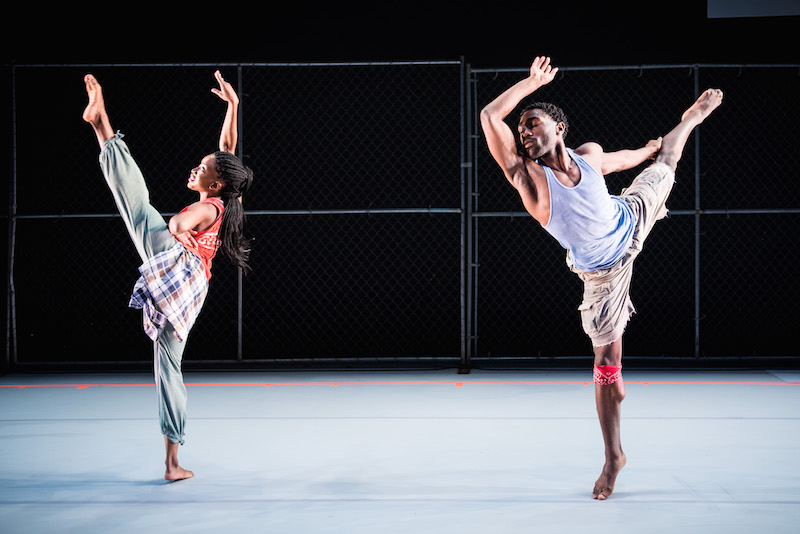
{"left": 4, "top": 2, "right": 799, "bottom": 371}
{"left": 5, "top": 2, "right": 798, "bottom": 68}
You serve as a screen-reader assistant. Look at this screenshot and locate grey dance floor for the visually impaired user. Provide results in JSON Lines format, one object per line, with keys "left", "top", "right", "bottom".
{"left": 1, "top": 369, "right": 799, "bottom": 533}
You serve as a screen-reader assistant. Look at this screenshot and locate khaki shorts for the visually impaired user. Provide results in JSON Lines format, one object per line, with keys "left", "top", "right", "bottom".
{"left": 566, "top": 162, "right": 675, "bottom": 347}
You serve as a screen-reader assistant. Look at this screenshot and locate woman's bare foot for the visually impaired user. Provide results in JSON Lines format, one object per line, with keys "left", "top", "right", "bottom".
{"left": 165, "top": 464, "right": 194, "bottom": 482}
{"left": 681, "top": 88, "right": 724, "bottom": 124}
{"left": 82, "top": 74, "right": 114, "bottom": 145}
{"left": 592, "top": 451, "right": 626, "bottom": 500}
{"left": 163, "top": 435, "right": 193, "bottom": 482}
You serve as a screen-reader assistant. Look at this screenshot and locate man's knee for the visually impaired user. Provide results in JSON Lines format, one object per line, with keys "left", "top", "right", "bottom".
{"left": 594, "top": 365, "right": 623, "bottom": 385}
{"left": 593, "top": 337, "right": 623, "bottom": 365}
{"left": 654, "top": 149, "right": 679, "bottom": 173}
{"left": 594, "top": 365, "right": 626, "bottom": 403}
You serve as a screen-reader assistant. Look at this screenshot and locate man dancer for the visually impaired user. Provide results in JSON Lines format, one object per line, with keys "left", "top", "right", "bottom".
{"left": 480, "top": 56, "right": 722, "bottom": 499}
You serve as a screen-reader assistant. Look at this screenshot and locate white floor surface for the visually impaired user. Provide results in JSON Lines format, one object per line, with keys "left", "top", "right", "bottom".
{"left": 1, "top": 369, "right": 799, "bottom": 533}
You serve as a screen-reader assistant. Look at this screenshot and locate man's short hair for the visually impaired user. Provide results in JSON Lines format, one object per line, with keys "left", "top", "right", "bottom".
{"left": 521, "top": 102, "right": 569, "bottom": 140}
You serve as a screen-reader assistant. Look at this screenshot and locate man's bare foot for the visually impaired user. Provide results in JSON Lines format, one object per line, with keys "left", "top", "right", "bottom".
{"left": 165, "top": 464, "right": 194, "bottom": 482}
{"left": 681, "top": 88, "right": 724, "bottom": 123}
{"left": 82, "top": 74, "right": 114, "bottom": 145}
{"left": 592, "top": 452, "right": 626, "bottom": 500}
{"left": 655, "top": 88, "right": 724, "bottom": 170}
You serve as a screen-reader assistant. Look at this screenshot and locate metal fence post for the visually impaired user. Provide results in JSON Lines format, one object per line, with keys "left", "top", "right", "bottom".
{"left": 237, "top": 65, "right": 245, "bottom": 361}
{"left": 6, "top": 66, "right": 18, "bottom": 371}
{"left": 693, "top": 65, "right": 702, "bottom": 358}
{"left": 459, "top": 58, "right": 473, "bottom": 373}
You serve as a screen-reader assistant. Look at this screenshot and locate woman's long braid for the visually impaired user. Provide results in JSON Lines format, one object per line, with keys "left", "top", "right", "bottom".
{"left": 213, "top": 151, "right": 253, "bottom": 272}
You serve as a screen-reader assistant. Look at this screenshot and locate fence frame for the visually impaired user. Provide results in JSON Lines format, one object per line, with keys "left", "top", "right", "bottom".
{"left": 466, "top": 63, "right": 800, "bottom": 367}
{"left": 5, "top": 61, "right": 799, "bottom": 372}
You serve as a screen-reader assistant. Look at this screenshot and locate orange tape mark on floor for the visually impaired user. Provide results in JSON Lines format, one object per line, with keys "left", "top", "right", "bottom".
{"left": 2, "top": 381, "right": 800, "bottom": 389}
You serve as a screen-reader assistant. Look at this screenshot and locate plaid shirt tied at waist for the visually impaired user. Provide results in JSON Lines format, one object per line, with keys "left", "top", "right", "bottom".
{"left": 129, "top": 244, "right": 209, "bottom": 343}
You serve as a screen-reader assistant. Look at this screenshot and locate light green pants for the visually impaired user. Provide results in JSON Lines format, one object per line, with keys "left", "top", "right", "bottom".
{"left": 99, "top": 134, "right": 188, "bottom": 445}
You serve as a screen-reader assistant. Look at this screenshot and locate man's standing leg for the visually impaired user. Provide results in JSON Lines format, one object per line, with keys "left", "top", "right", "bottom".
{"left": 589, "top": 88, "right": 723, "bottom": 500}
{"left": 592, "top": 339, "right": 626, "bottom": 500}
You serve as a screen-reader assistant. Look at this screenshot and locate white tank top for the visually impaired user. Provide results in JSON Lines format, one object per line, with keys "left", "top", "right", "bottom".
{"left": 541, "top": 148, "right": 634, "bottom": 271}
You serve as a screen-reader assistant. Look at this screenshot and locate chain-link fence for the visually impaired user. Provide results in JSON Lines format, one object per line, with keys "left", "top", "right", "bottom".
{"left": 6, "top": 62, "right": 468, "bottom": 372}
{"left": 468, "top": 64, "right": 800, "bottom": 368}
{"left": 4, "top": 62, "right": 799, "bottom": 372}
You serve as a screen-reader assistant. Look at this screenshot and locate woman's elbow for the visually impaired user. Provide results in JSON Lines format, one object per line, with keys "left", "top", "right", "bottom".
{"left": 167, "top": 215, "right": 183, "bottom": 234}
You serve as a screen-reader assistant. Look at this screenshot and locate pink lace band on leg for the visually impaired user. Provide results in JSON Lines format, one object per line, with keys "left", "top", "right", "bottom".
{"left": 594, "top": 365, "right": 622, "bottom": 385}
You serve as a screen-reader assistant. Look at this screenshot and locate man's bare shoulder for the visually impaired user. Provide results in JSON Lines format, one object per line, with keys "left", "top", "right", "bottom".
{"left": 573, "top": 142, "right": 606, "bottom": 175}
{"left": 573, "top": 142, "right": 603, "bottom": 156}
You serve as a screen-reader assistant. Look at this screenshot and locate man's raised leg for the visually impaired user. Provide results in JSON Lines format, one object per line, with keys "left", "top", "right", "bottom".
{"left": 656, "top": 88, "right": 724, "bottom": 171}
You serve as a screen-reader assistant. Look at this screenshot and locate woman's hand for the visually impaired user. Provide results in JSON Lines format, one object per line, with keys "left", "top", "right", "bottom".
{"left": 213, "top": 70, "right": 240, "bottom": 153}
{"left": 172, "top": 229, "right": 199, "bottom": 250}
{"left": 169, "top": 202, "right": 217, "bottom": 249}
{"left": 211, "top": 70, "right": 239, "bottom": 106}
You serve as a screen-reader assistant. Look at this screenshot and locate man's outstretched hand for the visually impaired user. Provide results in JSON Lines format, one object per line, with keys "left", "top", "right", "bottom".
{"left": 529, "top": 56, "right": 559, "bottom": 86}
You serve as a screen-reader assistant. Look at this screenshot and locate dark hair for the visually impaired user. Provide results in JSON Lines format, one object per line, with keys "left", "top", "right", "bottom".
{"left": 213, "top": 151, "right": 254, "bottom": 272}
{"left": 520, "top": 102, "right": 569, "bottom": 140}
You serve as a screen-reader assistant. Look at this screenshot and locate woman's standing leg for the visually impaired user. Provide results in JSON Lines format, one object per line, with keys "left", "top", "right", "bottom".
{"left": 156, "top": 322, "right": 193, "bottom": 480}
{"left": 84, "top": 74, "right": 192, "bottom": 480}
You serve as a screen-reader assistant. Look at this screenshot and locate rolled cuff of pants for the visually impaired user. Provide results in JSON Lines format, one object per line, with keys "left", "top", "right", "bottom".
{"left": 155, "top": 322, "right": 187, "bottom": 445}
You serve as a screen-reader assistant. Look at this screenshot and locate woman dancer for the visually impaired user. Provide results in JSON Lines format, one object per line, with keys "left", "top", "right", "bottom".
{"left": 82, "top": 71, "right": 253, "bottom": 480}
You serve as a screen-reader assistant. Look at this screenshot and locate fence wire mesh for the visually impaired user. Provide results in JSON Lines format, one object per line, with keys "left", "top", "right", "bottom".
{"left": 468, "top": 64, "right": 800, "bottom": 366}
{"left": 4, "top": 62, "right": 798, "bottom": 371}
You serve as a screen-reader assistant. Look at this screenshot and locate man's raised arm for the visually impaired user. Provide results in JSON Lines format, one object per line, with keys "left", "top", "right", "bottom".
{"left": 599, "top": 137, "right": 663, "bottom": 175}
{"left": 479, "top": 56, "right": 558, "bottom": 181}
